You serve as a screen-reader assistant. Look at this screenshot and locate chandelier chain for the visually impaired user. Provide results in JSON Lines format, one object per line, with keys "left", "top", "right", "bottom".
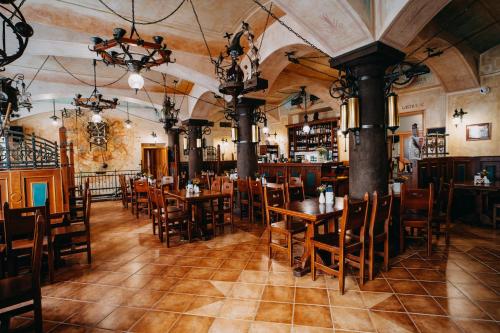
{"left": 52, "top": 56, "right": 127, "bottom": 87}
{"left": 26, "top": 55, "right": 50, "bottom": 90}
{"left": 189, "top": 0, "right": 215, "bottom": 64}
{"left": 97, "top": 0, "right": 186, "bottom": 25}
{"left": 252, "top": 0, "right": 330, "bottom": 57}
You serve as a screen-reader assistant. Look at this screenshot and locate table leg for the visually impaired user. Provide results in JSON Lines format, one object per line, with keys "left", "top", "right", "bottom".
{"left": 293, "top": 222, "right": 313, "bottom": 277}
{"left": 218, "top": 197, "right": 224, "bottom": 234}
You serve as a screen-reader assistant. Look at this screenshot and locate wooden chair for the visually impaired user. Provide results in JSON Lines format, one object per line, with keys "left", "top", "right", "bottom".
{"left": 264, "top": 185, "right": 306, "bottom": 266}
{"left": 70, "top": 178, "right": 89, "bottom": 222}
{"left": 149, "top": 186, "right": 159, "bottom": 234}
{"left": 249, "top": 180, "right": 266, "bottom": 224}
{"left": 237, "top": 178, "right": 251, "bottom": 220}
{"left": 208, "top": 181, "right": 235, "bottom": 235}
{"left": 119, "top": 175, "right": 132, "bottom": 209}
{"left": 311, "top": 194, "right": 369, "bottom": 294}
{"left": 400, "top": 183, "right": 434, "bottom": 257}
{"left": 155, "top": 189, "right": 190, "bottom": 247}
{"left": 134, "top": 180, "right": 150, "bottom": 218}
{"left": 3, "top": 203, "right": 53, "bottom": 282}
{"left": 0, "top": 214, "right": 44, "bottom": 333}
{"left": 288, "top": 176, "right": 305, "bottom": 201}
{"left": 367, "top": 192, "right": 392, "bottom": 280}
{"left": 52, "top": 189, "right": 92, "bottom": 265}
{"left": 433, "top": 179, "right": 453, "bottom": 243}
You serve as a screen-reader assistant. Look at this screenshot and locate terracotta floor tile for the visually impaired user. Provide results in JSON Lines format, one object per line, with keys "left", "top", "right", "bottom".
{"left": 239, "top": 270, "right": 269, "bottom": 284}
{"left": 144, "top": 276, "right": 179, "bottom": 291}
{"left": 292, "top": 325, "right": 332, "bottom": 333}
{"left": 249, "top": 321, "right": 291, "bottom": 333}
{"left": 296, "top": 275, "right": 327, "bottom": 289}
{"left": 136, "top": 263, "right": 168, "bottom": 275}
{"left": 255, "top": 301, "right": 293, "bottom": 324}
{"left": 476, "top": 300, "right": 500, "bottom": 321}
{"left": 96, "top": 271, "right": 131, "bottom": 286}
{"left": 358, "top": 278, "right": 392, "bottom": 292}
{"left": 154, "top": 292, "right": 195, "bottom": 312}
{"left": 230, "top": 283, "right": 265, "bottom": 300}
{"left": 220, "top": 259, "right": 249, "bottom": 270}
{"left": 42, "top": 282, "right": 84, "bottom": 298}
{"left": 116, "top": 262, "right": 146, "bottom": 274}
{"left": 408, "top": 269, "right": 446, "bottom": 282}
{"left": 48, "top": 324, "right": 88, "bottom": 333}
{"left": 121, "top": 274, "right": 154, "bottom": 289}
{"left": 186, "top": 296, "right": 225, "bottom": 317}
{"left": 267, "top": 272, "right": 295, "bottom": 286}
{"left": 261, "top": 286, "right": 294, "bottom": 303}
{"left": 295, "top": 287, "right": 329, "bottom": 305}
{"left": 97, "top": 307, "right": 146, "bottom": 331}
{"left": 454, "top": 282, "right": 500, "bottom": 301}
{"left": 185, "top": 267, "right": 216, "bottom": 280}
{"left": 361, "top": 292, "right": 404, "bottom": 311}
{"left": 208, "top": 318, "right": 251, "bottom": 333}
{"left": 419, "top": 281, "right": 465, "bottom": 297}
{"left": 388, "top": 280, "right": 428, "bottom": 295}
{"left": 40, "top": 298, "right": 82, "bottom": 322}
{"left": 398, "top": 295, "right": 446, "bottom": 315}
{"left": 99, "top": 287, "right": 137, "bottom": 305}
{"left": 219, "top": 299, "right": 259, "bottom": 320}
{"left": 125, "top": 289, "right": 165, "bottom": 308}
{"left": 245, "top": 260, "right": 271, "bottom": 271}
{"left": 411, "top": 314, "right": 463, "bottom": 333}
{"left": 211, "top": 269, "right": 242, "bottom": 282}
{"left": 454, "top": 318, "right": 500, "bottom": 333}
{"left": 169, "top": 314, "right": 215, "bottom": 333}
{"left": 436, "top": 297, "right": 490, "bottom": 319}
{"left": 331, "top": 307, "right": 375, "bottom": 332}
{"left": 328, "top": 290, "right": 365, "bottom": 308}
{"left": 293, "top": 304, "right": 332, "bottom": 328}
{"left": 163, "top": 265, "right": 191, "bottom": 278}
{"left": 129, "top": 310, "right": 178, "bottom": 333}
{"left": 68, "top": 284, "right": 110, "bottom": 302}
{"left": 382, "top": 267, "right": 414, "bottom": 280}
{"left": 65, "top": 303, "right": 116, "bottom": 326}
{"left": 369, "top": 310, "right": 418, "bottom": 333}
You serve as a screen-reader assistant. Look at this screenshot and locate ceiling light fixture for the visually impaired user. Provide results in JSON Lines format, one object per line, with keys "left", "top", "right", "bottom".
{"left": 158, "top": 76, "right": 180, "bottom": 133}
{"left": 91, "top": 0, "right": 175, "bottom": 93}
{"left": 49, "top": 99, "right": 59, "bottom": 126}
{"left": 124, "top": 102, "right": 132, "bottom": 129}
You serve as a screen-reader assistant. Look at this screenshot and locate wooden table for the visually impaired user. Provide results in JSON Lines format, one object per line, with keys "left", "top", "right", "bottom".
{"left": 267, "top": 197, "right": 344, "bottom": 276}
{"left": 454, "top": 181, "right": 500, "bottom": 225}
{"left": 164, "top": 189, "right": 230, "bottom": 240}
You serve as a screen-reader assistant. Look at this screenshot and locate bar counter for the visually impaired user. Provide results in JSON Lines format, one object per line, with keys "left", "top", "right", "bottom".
{"left": 258, "top": 161, "right": 348, "bottom": 196}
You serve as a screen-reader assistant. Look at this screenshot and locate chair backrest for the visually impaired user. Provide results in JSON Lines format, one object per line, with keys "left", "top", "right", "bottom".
{"left": 148, "top": 186, "right": 157, "bottom": 206}
{"left": 211, "top": 177, "right": 222, "bottom": 192}
{"left": 264, "top": 186, "right": 286, "bottom": 226}
{"left": 438, "top": 179, "right": 454, "bottom": 217}
{"left": 221, "top": 181, "right": 234, "bottom": 196}
{"left": 134, "top": 180, "right": 149, "bottom": 194}
{"left": 237, "top": 178, "right": 249, "bottom": 194}
{"left": 155, "top": 188, "right": 165, "bottom": 211}
{"left": 249, "top": 179, "right": 263, "bottom": 198}
{"left": 338, "top": 194, "right": 369, "bottom": 243}
{"left": 288, "top": 176, "right": 305, "bottom": 201}
{"left": 84, "top": 189, "right": 92, "bottom": 228}
{"left": 289, "top": 176, "right": 302, "bottom": 187}
{"left": 266, "top": 183, "right": 288, "bottom": 203}
{"left": 401, "top": 183, "right": 434, "bottom": 217}
{"left": 3, "top": 203, "right": 47, "bottom": 254}
{"left": 369, "top": 191, "right": 393, "bottom": 237}
{"left": 31, "top": 213, "right": 45, "bottom": 290}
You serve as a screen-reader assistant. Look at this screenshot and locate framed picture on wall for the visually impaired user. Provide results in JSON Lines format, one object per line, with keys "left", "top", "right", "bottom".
{"left": 466, "top": 123, "right": 491, "bottom": 141}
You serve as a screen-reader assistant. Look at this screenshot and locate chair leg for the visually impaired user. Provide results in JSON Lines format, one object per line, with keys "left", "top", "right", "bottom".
{"left": 166, "top": 224, "right": 170, "bottom": 248}
{"left": 445, "top": 217, "right": 450, "bottom": 244}
{"left": 152, "top": 214, "right": 156, "bottom": 235}
{"left": 427, "top": 225, "right": 432, "bottom": 257}
{"left": 399, "top": 224, "right": 405, "bottom": 254}
{"left": 86, "top": 239, "right": 92, "bottom": 264}
{"left": 339, "top": 255, "right": 346, "bottom": 295}
{"left": 383, "top": 237, "right": 389, "bottom": 272}
{"left": 311, "top": 244, "right": 316, "bottom": 281}
{"left": 369, "top": 242, "right": 374, "bottom": 281}
{"left": 359, "top": 245, "right": 365, "bottom": 286}
{"left": 47, "top": 246, "right": 54, "bottom": 283}
{"left": 288, "top": 234, "right": 293, "bottom": 267}
{"left": 268, "top": 229, "right": 272, "bottom": 260}
{"left": 33, "top": 294, "right": 43, "bottom": 333}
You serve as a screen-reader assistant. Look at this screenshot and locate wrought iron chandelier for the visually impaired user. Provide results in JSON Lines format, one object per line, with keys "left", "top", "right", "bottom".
{"left": 73, "top": 59, "right": 119, "bottom": 123}
{"left": 90, "top": 0, "right": 175, "bottom": 92}
{"left": 0, "top": 73, "right": 31, "bottom": 117}
{"left": 158, "top": 75, "right": 180, "bottom": 133}
{"left": 0, "top": 0, "right": 33, "bottom": 70}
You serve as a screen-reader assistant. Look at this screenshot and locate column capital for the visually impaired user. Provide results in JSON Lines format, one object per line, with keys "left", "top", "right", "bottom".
{"left": 330, "top": 41, "right": 405, "bottom": 71}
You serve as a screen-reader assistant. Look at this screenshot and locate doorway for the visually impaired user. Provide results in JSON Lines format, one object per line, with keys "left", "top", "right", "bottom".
{"left": 141, "top": 144, "right": 168, "bottom": 179}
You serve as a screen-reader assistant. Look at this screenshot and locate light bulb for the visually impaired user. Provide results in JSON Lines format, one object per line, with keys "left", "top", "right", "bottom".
{"left": 51, "top": 118, "right": 59, "bottom": 127}
{"left": 128, "top": 72, "right": 144, "bottom": 90}
{"left": 452, "top": 116, "right": 460, "bottom": 126}
{"left": 303, "top": 123, "right": 310, "bottom": 134}
{"left": 125, "top": 122, "right": 132, "bottom": 129}
{"left": 91, "top": 113, "right": 102, "bottom": 123}
{"left": 263, "top": 126, "right": 269, "bottom": 135}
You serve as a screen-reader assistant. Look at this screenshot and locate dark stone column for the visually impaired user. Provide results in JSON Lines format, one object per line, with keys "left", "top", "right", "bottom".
{"left": 182, "top": 119, "right": 214, "bottom": 180}
{"left": 331, "top": 42, "right": 404, "bottom": 199}
{"left": 236, "top": 97, "right": 265, "bottom": 179}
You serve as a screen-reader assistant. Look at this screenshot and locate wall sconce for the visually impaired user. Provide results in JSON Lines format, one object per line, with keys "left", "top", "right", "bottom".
{"left": 262, "top": 118, "right": 269, "bottom": 135}
{"left": 387, "top": 92, "right": 399, "bottom": 133}
{"left": 221, "top": 137, "right": 228, "bottom": 143}
{"left": 339, "top": 101, "right": 349, "bottom": 152}
{"left": 251, "top": 124, "right": 260, "bottom": 143}
{"left": 182, "top": 136, "right": 188, "bottom": 150}
{"left": 347, "top": 96, "right": 360, "bottom": 145}
{"left": 196, "top": 138, "right": 202, "bottom": 148}
{"left": 452, "top": 108, "right": 467, "bottom": 127}
{"left": 151, "top": 131, "right": 157, "bottom": 138}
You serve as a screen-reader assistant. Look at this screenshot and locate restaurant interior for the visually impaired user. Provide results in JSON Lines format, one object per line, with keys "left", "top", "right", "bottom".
{"left": 0, "top": 0, "right": 499, "bottom": 332}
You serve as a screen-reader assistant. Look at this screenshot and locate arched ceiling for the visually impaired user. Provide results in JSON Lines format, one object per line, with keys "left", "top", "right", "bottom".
{"left": 3, "top": 0, "right": 497, "bottom": 123}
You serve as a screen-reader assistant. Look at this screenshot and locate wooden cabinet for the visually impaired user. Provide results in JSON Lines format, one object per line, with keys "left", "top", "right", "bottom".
{"left": 259, "top": 145, "right": 279, "bottom": 156}
{"left": 287, "top": 118, "right": 339, "bottom": 161}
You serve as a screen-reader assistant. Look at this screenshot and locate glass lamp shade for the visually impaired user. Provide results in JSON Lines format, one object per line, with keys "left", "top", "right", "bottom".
{"left": 387, "top": 93, "right": 399, "bottom": 130}
{"left": 340, "top": 102, "right": 348, "bottom": 134}
{"left": 91, "top": 112, "right": 102, "bottom": 123}
{"left": 125, "top": 122, "right": 132, "bottom": 129}
{"left": 128, "top": 72, "right": 144, "bottom": 90}
{"left": 251, "top": 124, "right": 260, "bottom": 143}
{"left": 302, "top": 123, "right": 311, "bottom": 134}
{"left": 182, "top": 136, "right": 188, "bottom": 149}
{"left": 196, "top": 138, "right": 202, "bottom": 148}
{"left": 452, "top": 115, "right": 460, "bottom": 126}
{"left": 51, "top": 117, "right": 59, "bottom": 127}
{"left": 347, "top": 97, "right": 360, "bottom": 130}
{"left": 231, "top": 126, "right": 239, "bottom": 143}
{"left": 262, "top": 125, "right": 269, "bottom": 135}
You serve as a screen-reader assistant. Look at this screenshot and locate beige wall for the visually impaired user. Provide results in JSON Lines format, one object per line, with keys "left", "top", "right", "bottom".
{"left": 13, "top": 112, "right": 170, "bottom": 173}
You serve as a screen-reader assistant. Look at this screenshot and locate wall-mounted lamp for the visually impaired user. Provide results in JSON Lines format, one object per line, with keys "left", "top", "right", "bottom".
{"left": 347, "top": 96, "right": 360, "bottom": 145}
{"left": 221, "top": 137, "right": 228, "bottom": 144}
{"left": 231, "top": 124, "right": 239, "bottom": 143}
{"left": 182, "top": 136, "right": 188, "bottom": 150}
{"left": 339, "top": 101, "right": 349, "bottom": 152}
{"left": 151, "top": 131, "right": 157, "bottom": 138}
{"left": 251, "top": 124, "right": 260, "bottom": 143}
{"left": 452, "top": 108, "right": 467, "bottom": 127}
{"left": 387, "top": 92, "right": 399, "bottom": 133}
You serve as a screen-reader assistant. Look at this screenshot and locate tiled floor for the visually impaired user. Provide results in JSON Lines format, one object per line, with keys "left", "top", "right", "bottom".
{"left": 10, "top": 201, "right": 500, "bottom": 332}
